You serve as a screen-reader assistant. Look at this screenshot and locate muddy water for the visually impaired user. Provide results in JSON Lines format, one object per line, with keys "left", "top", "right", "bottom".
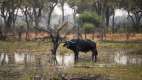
{"left": 0, "top": 48, "right": 142, "bottom": 80}
{"left": 98, "top": 48, "right": 142, "bottom": 65}
{"left": 0, "top": 49, "right": 142, "bottom": 66}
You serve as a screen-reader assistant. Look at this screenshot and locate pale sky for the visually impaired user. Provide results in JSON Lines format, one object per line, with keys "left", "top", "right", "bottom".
{"left": 115, "top": 9, "right": 128, "bottom": 16}
{"left": 51, "top": 3, "right": 74, "bottom": 27}
{"left": 53, "top": 3, "right": 74, "bottom": 16}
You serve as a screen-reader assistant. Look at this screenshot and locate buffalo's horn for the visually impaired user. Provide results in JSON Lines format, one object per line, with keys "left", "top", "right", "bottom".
{"left": 68, "top": 41, "right": 75, "bottom": 43}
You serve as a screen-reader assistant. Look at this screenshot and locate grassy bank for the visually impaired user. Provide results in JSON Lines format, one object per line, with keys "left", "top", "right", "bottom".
{"left": 0, "top": 40, "right": 142, "bottom": 53}
{"left": 0, "top": 40, "right": 142, "bottom": 80}
{"left": 63, "top": 65, "right": 142, "bottom": 80}
{"left": 12, "top": 65, "right": 142, "bottom": 80}
{"left": 97, "top": 40, "right": 142, "bottom": 49}
{"left": 0, "top": 41, "right": 50, "bottom": 52}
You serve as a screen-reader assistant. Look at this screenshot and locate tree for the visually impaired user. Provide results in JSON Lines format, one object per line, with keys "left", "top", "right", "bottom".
{"left": 79, "top": 11, "right": 102, "bottom": 39}
{"left": 21, "top": 0, "right": 33, "bottom": 40}
{"left": 82, "top": 23, "right": 95, "bottom": 39}
{"left": 46, "top": 0, "right": 58, "bottom": 27}
{"left": 80, "top": 11, "right": 102, "bottom": 26}
{"left": 0, "top": 0, "right": 22, "bottom": 40}
{"left": 126, "top": 0, "right": 142, "bottom": 32}
{"left": 60, "top": 0, "right": 65, "bottom": 22}
{"left": 34, "top": 0, "right": 71, "bottom": 64}
{"left": 108, "top": 0, "right": 142, "bottom": 33}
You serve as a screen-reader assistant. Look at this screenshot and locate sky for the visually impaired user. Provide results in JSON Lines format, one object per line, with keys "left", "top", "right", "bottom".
{"left": 53, "top": 3, "right": 74, "bottom": 16}
{"left": 115, "top": 9, "right": 128, "bottom": 16}
{"left": 109, "top": 8, "right": 131, "bottom": 26}
{"left": 51, "top": 3, "right": 74, "bottom": 26}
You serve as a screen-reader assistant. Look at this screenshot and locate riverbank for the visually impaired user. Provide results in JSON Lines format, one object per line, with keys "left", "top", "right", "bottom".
{"left": 0, "top": 40, "right": 142, "bottom": 80}
{"left": 0, "top": 41, "right": 51, "bottom": 52}
{"left": 63, "top": 65, "right": 142, "bottom": 80}
{"left": 0, "top": 40, "right": 142, "bottom": 54}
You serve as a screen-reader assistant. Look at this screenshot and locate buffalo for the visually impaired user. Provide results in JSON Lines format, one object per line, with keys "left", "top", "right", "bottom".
{"left": 63, "top": 39, "right": 98, "bottom": 63}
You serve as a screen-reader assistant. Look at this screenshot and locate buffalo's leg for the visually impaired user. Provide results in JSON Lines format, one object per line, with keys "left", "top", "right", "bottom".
{"left": 94, "top": 54, "right": 97, "bottom": 62}
{"left": 92, "top": 52, "right": 95, "bottom": 62}
{"left": 92, "top": 49, "right": 98, "bottom": 62}
{"left": 74, "top": 50, "right": 79, "bottom": 63}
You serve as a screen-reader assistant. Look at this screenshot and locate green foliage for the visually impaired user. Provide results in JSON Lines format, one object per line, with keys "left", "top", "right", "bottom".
{"left": 82, "top": 23, "right": 95, "bottom": 33}
{"left": 79, "top": 11, "right": 103, "bottom": 25}
{"left": 79, "top": 11, "right": 102, "bottom": 34}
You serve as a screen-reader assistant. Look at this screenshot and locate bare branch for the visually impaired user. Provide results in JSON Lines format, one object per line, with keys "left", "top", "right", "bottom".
{"left": 127, "top": 11, "right": 136, "bottom": 25}
{"left": 57, "top": 21, "right": 68, "bottom": 33}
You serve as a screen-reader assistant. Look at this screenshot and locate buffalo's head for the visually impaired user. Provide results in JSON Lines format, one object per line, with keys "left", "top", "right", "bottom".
{"left": 63, "top": 40, "right": 77, "bottom": 48}
{"left": 63, "top": 41, "right": 68, "bottom": 47}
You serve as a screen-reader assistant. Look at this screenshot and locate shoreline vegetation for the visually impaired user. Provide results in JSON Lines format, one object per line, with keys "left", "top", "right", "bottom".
{"left": 0, "top": 40, "right": 142, "bottom": 80}
{"left": 0, "top": 40, "right": 142, "bottom": 53}
{"left": 62, "top": 65, "right": 142, "bottom": 80}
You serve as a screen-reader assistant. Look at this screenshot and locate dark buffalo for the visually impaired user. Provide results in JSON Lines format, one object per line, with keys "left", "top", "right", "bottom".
{"left": 63, "top": 39, "right": 98, "bottom": 63}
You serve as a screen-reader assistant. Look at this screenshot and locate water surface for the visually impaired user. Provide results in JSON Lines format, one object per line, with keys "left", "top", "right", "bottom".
{"left": 0, "top": 48, "right": 142, "bottom": 80}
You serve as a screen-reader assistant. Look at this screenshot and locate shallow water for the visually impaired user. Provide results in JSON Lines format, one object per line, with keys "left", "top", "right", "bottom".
{"left": 0, "top": 48, "right": 142, "bottom": 80}
{"left": 0, "top": 49, "right": 142, "bottom": 66}
{"left": 98, "top": 49, "right": 142, "bottom": 65}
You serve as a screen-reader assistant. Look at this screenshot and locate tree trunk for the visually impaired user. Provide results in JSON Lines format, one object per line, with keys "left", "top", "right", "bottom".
{"left": 101, "top": 30, "right": 104, "bottom": 41}
{"left": 92, "top": 31, "right": 95, "bottom": 40}
{"left": 18, "top": 31, "right": 22, "bottom": 41}
{"left": 105, "top": 6, "right": 110, "bottom": 27}
{"left": 26, "top": 20, "right": 30, "bottom": 40}
{"left": 85, "top": 32, "right": 87, "bottom": 39}
{"left": 47, "top": 3, "right": 57, "bottom": 28}
{"left": 0, "top": 28, "right": 6, "bottom": 40}
{"left": 112, "top": 14, "right": 115, "bottom": 33}
{"left": 61, "top": 0, "right": 64, "bottom": 23}
{"left": 51, "top": 42, "right": 58, "bottom": 64}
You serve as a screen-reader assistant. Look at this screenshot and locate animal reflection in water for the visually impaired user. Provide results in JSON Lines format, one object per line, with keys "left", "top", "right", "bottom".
{"left": 63, "top": 39, "right": 98, "bottom": 63}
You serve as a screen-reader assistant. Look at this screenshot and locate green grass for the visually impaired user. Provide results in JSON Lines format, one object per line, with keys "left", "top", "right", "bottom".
{"left": 97, "top": 40, "right": 142, "bottom": 49}
{"left": 0, "top": 40, "right": 142, "bottom": 54}
{"left": 16, "top": 65, "right": 142, "bottom": 80}
{"left": 63, "top": 65, "right": 142, "bottom": 80}
{"left": 0, "top": 41, "right": 51, "bottom": 52}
